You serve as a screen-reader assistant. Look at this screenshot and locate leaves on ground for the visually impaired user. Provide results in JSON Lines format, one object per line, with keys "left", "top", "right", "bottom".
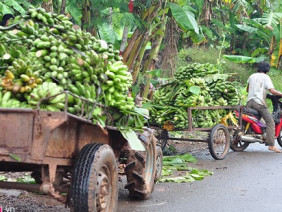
{"left": 16, "top": 175, "right": 36, "bottom": 184}
{"left": 0, "top": 175, "right": 7, "bottom": 181}
{"left": 158, "top": 153, "right": 213, "bottom": 183}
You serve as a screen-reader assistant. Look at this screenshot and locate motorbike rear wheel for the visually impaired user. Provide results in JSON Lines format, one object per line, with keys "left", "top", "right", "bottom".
{"left": 277, "top": 127, "right": 282, "bottom": 147}
{"left": 230, "top": 122, "right": 250, "bottom": 152}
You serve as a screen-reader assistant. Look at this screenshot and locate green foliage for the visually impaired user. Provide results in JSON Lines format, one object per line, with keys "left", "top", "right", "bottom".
{"left": 268, "top": 67, "right": 282, "bottom": 92}
{"left": 168, "top": 3, "right": 199, "bottom": 34}
{"left": 0, "top": 0, "right": 28, "bottom": 18}
{"left": 67, "top": 0, "right": 82, "bottom": 24}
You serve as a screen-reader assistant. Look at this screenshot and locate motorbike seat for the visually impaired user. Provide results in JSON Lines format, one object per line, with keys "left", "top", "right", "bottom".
{"left": 243, "top": 107, "right": 261, "bottom": 118}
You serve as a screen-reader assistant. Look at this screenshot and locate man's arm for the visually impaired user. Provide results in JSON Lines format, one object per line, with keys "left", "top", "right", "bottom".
{"left": 269, "top": 88, "right": 282, "bottom": 97}
{"left": 246, "top": 83, "right": 249, "bottom": 92}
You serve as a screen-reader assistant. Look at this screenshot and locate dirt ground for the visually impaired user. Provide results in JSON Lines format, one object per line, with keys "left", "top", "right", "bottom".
{"left": 0, "top": 134, "right": 209, "bottom": 212}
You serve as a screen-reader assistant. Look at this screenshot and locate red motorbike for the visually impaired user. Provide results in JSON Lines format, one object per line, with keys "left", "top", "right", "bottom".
{"left": 231, "top": 94, "right": 282, "bottom": 151}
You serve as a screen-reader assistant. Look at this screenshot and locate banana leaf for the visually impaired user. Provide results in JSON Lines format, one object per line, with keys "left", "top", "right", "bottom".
{"left": 235, "top": 24, "right": 257, "bottom": 33}
{"left": 204, "top": 74, "right": 230, "bottom": 83}
{"left": 189, "top": 86, "right": 201, "bottom": 95}
{"left": 158, "top": 173, "right": 195, "bottom": 183}
{"left": 223, "top": 55, "right": 261, "bottom": 63}
{"left": 168, "top": 3, "right": 199, "bottom": 34}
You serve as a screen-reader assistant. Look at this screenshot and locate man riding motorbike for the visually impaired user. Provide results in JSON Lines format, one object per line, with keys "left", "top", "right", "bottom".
{"left": 246, "top": 61, "right": 282, "bottom": 153}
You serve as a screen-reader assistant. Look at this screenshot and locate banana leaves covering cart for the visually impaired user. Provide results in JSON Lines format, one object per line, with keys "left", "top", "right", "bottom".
{"left": 0, "top": 91, "right": 157, "bottom": 212}
{"left": 153, "top": 105, "right": 242, "bottom": 160}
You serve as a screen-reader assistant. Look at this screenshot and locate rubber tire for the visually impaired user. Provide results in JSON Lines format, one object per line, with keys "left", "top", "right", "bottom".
{"left": 230, "top": 122, "right": 250, "bottom": 152}
{"left": 208, "top": 124, "right": 230, "bottom": 160}
{"left": 124, "top": 128, "right": 156, "bottom": 200}
{"left": 277, "top": 127, "right": 282, "bottom": 147}
{"left": 70, "top": 143, "right": 118, "bottom": 212}
{"left": 155, "top": 145, "right": 163, "bottom": 182}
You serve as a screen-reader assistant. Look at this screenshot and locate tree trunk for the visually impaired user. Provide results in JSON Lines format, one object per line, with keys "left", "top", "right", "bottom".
{"left": 123, "top": 1, "right": 163, "bottom": 80}
{"left": 60, "top": 0, "right": 67, "bottom": 14}
{"left": 160, "top": 18, "right": 179, "bottom": 78}
{"left": 120, "top": 26, "right": 129, "bottom": 54}
{"left": 42, "top": 0, "right": 53, "bottom": 13}
{"left": 81, "top": 0, "right": 91, "bottom": 30}
{"left": 142, "top": 20, "right": 166, "bottom": 98}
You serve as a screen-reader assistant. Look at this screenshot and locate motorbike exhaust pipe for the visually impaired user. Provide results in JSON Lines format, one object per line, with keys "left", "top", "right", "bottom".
{"left": 240, "top": 135, "right": 263, "bottom": 143}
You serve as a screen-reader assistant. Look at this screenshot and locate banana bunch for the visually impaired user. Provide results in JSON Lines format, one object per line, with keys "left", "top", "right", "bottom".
{"left": 66, "top": 82, "right": 97, "bottom": 115}
{"left": 152, "top": 82, "right": 180, "bottom": 106}
{"left": 149, "top": 105, "right": 189, "bottom": 130}
{"left": 100, "top": 61, "right": 135, "bottom": 111}
{"left": 152, "top": 88, "right": 173, "bottom": 105}
{"left": 213, "top": 97, "right": 228, "bottom": 106}
{"left": 193, "top": 110, "right": 214, "bottom": 128}
{"left": 0, "top": 91, "right": 29, "bottom": 108}
{"left": 209, "top": 79, "right": 240, "bottom": 105}
{"left": 26, "top": 7, "right": 73, "bottom": 30}
{"left": 175, "top": 78, "right": 211, "bottom": 107}
{"left": 27, "top": 82, "right": 65, "bottom": 111}
{"left": 1, "top": 56, "right": 43, "bottom": 94}
{"left": 172, "top": 107, "right": 189, "bottom": 129}
{"left": 175, "top": 63, "right": 218, "bottom": 80}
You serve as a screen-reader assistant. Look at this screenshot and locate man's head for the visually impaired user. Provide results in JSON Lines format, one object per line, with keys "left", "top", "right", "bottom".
{"left": 257, "top": 61, "right": 270, "bottom": 73}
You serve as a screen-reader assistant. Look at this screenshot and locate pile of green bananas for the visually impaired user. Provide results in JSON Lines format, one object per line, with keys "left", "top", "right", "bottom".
{"left": 175, "top": 63, "right": 218, "bottom": 80}
{"left": 149, "top": 62, "right": 242, "bottom": 129}
{"left": 0, "top": 7, "right": 144, "bottom": 130}
{"left": 175, "top": 78, "right": 213, "bottom": 107}
{"left": 208, "top": 79, "right": 240, "bottom": 105}
{"left": 149, "top": 105, "right": 188, "bottom": 129}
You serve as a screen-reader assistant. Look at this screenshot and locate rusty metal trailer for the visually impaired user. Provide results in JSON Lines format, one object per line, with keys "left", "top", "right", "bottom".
{"left": 154, "top": 105, "right": 242, "bottom": 160}
{"left": 0, "top": 97, "right": 157, "bottom": 211}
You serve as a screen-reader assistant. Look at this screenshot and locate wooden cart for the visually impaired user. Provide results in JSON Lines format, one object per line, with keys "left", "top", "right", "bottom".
{"left": 0, "top": 92, "right": 157, "bottom": 211}
{"left": 152, "top": 105, "right": 242, "bottom": 160}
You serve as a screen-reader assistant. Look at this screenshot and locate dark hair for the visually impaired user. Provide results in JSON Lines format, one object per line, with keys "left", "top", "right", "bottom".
{"left": 0, "top": 14, "right": 14, "bottom": 26}
{"left": 257, "top": 61, "right": 270, "bottom": 73}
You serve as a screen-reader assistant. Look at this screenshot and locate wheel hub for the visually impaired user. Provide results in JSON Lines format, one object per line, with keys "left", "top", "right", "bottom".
{"left": 156, "top": 155, "right": 162, "bottom": 177}
{"left": 96, "top": 168, "right": 110, "bottom": 211}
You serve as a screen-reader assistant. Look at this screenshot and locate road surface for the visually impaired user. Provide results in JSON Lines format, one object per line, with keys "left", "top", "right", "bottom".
{"left": 1, "top": 142, "right": 281, "bottom": 212}
{"left": 118, "top": 142, "right": 282, "bottom": 212}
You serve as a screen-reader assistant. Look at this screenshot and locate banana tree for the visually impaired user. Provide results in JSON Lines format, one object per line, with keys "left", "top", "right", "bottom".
{"left": 262, "top": 12, "right": 282, "bottom": 68}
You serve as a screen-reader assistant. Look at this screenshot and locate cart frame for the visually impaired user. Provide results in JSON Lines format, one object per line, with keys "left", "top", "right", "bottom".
{"left": 153, "top": 105, "right": 243, "bottom": 160}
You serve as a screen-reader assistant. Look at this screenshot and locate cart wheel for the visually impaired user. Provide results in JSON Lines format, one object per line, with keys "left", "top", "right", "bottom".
{"left": 155, "top": 145, "right": 163, "bottom": 182}
{"left": 277, "top": 127, "right": 282, "bottom": 147}
{"left": 208, "top": 124, "right": 230, "bottom": 160}
{"left": 70, "top": 143, "right": 118, "bottom": 212}
{"left": 155, "top": 129, "right": 169, "bottom": 151}
{"left": 125, "top": 128, "right": 156, "bottom": 199}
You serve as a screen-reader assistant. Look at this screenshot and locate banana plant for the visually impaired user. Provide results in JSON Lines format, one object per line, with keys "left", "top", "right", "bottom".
{"left": 260, "top": 12, "right": 282, "bottom": 68}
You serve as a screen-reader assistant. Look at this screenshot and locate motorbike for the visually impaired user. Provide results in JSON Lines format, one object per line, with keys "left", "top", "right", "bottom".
{"left": 231, "top": 94, "right": 282, "bottom": 151}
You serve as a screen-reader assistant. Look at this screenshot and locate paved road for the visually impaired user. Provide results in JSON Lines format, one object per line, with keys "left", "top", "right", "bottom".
{"left": 117, "top": 142, "right": 282, "bottom": 212}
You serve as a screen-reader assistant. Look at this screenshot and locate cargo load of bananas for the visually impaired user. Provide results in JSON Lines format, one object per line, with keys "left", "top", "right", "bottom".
{"left": 0, "top": 7, "right": 145, "bottom": 130}
{"left": 148, "top": 62, "right": 242, "bottom": 129}
{"left": 174, "top": 63, "right": 218, "bottom": 79}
